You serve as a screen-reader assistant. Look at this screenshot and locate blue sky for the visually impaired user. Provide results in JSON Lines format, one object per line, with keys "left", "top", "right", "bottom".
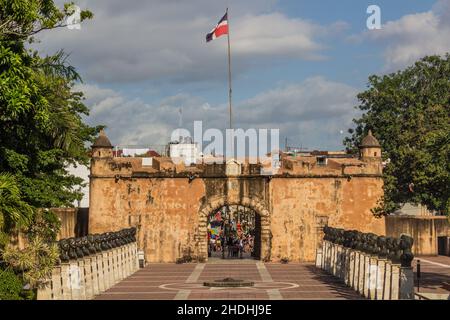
{"left": 35, "top": 0, "right": 449, "bottom": 150}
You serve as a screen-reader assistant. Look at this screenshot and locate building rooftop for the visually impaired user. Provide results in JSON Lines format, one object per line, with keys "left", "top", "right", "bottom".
{"left": 360, "top": 130, "right": 380, "bottom": 148}
{"left": 92, "top": 130, "right": 113, "bottom": 148}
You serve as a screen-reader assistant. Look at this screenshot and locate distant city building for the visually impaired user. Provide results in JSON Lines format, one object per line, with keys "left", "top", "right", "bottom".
{"left": 168, "top": 136, "right": 199, "bottom": 166}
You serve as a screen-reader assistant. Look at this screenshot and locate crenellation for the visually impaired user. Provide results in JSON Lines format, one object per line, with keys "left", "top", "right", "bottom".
{"left": 89, "top": 131, "right": 385, "bottom": 263}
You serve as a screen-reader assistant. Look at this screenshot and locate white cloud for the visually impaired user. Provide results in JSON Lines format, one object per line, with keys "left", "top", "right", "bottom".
{"left": 34, "top": 0, "right": 343, "bottom": 84}
{"left": 360, "top": 0, "right": 450, "bottom": 71}
{"left": 81, "top": 77, "right": 358, "bottom": 150}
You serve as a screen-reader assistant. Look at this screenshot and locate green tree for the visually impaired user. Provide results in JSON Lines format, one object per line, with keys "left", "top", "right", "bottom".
{"left": 0, "top": 0, "right": 96, "bottom": 293}
{"left": 344, "top": 55, "right": 450, "bottom": 216}
{"left": 0, "top": 173, "right": 33, "bottom": 246}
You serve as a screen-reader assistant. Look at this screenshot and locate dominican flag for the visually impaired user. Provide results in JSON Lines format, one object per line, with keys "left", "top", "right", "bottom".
{"left": 206, "top": 11, "right": 228, "bottom": 42}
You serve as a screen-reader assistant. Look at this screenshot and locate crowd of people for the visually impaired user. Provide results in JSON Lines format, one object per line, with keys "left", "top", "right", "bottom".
{"left": 207, "top": 207, "right": 258, "bottom": 259}
{"left": 208, "top": 232, "right": 255, "bottom": 259}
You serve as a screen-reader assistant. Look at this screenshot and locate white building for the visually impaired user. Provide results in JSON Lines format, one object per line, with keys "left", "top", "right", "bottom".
{"left": 168, "top": 137, "right": 198, "bottom": 166}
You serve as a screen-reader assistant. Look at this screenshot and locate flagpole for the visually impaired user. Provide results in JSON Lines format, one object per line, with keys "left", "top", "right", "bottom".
{"left": 226, "top": 8, "right": 234, "bottom": 159}
{"left": 226, "top": 7, "right": 232, "bottom": 130}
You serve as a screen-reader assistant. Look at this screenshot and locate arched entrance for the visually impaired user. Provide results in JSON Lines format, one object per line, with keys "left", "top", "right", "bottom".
{"left": 206, "top": 205, "right": 261, "bottom": 260}
{"left": 197, "top": 197, "right": 270, "bottom": 262}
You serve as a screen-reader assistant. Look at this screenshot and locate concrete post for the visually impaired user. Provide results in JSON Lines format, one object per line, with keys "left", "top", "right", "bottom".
{"left": 102, "top": 251, "right": 111, "bottom": 290}
{"left": 124, "top": 244, "right": 131, "bottom": 277}
{"left": 107, "top": 250, "right": 114, "bottom": 285}
{"left": 133, "top": 243, "right": 139, "bottom": 271}
{"left": 358, "top": 252, "right": 365, "bottom": 295}
{"left": 77, "top": 259, "right": 87, "bottom": 300}
{"left": 335, "top": 245, "right": 341, "bottom": 278}
{"left": 399, "top": 267, "right": 414, "bottom": 300}
{"left": 118, "top": 247, "right": 124, "bottom": 280}
{"left": 353, "top": 251, "right": 360, "bottom": 291}
{"left": 332, "top": 244, "right": 338, "bottom": 276}
{"left": 315, "top": 248, "right": 323, "bottom": 268}
{"left": 322, "top": 241, "right": 327, "bottom": 270}
{"left": 346, "top": 250, "right": 354, "bottom": 286}
{"left": 369, "top": 256, "right": 378, "bottom": 300}
{"left": 37, "top": 279, "right": 53, "bottom": 300}
{"left": 390, "top": 264, "right": 401, "bottom": 300}
{"left": 50, "top": 265, "right": 62, "bottom": 300}
{"left": 96, "top": 253, "right": 105, "bottom": 293}
{"left": 327, "top": 242, "right": 332, "bottom": 273}
{"left": 91, "top": 255, "right": 100, "bottom": 296}
{"left": 69, "top": 260, "right": 81, "bottom": 300}
{"left": 112, "top": 248, "right": 119, "bottom": 283}
{"left": 363, "top": 254, "right": 371, "bottom": 298}
{"left": 340, "top": 247, "right": 349, "bottom": 281}
{"left": 383, "top": 261, "right": 392, "bottom": 300}
{"left": 375, "top": 259, "right": 387, "bottom": 300}
{"left": 60, "top": 263, "right": 72, "bottom": 300}
{"left": 83, "top": 257, "right": 94, "bottom": 299}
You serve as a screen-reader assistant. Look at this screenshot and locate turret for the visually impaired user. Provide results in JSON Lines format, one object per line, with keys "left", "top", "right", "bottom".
{"left": 359, "top": 130, "right": 381, "bottom": 161}
{"left": 91, "top": 129, "right": 113, "bottom": 158}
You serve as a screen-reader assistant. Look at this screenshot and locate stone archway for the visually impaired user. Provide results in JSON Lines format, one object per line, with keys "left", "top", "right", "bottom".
{"left": 197, "top": 196, "right": 271, "bottom": 261}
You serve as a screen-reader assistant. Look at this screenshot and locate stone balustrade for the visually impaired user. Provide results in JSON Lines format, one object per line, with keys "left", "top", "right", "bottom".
{"left": 315, "top": 226, "right": 415, "bottom": 300}
{"left": 37, "top": 228, "right": 139, "bottom": 300}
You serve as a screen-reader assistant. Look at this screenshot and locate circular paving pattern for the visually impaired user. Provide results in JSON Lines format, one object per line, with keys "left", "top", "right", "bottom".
{"left": 159, "top": 281, "right": 299, "bottom": 292}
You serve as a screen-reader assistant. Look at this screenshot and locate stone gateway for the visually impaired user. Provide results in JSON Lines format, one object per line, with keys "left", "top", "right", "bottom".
{"left": 88, "top": 130, "right": 385, "bottom": 263}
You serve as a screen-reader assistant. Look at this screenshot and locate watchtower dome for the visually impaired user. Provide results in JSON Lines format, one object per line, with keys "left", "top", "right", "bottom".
{"left": 359, "top": 130, "right": 381, "bottom": 160}
{"left": 92, "top": 129, "right": 113, "bottom": 158}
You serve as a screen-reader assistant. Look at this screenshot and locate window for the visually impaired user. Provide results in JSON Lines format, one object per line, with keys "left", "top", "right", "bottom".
{"left": 316, "top": 157, "right": 327, "bottom": 166}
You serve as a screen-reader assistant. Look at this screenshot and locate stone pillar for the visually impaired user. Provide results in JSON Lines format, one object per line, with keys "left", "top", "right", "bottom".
{"left": 330, "top": 243, "right": 335, "bottom": 275}
{"left": 322, "top": 241, "right": 327, "bottom": 270}
{"left": 353, "top": 251, "right": 360, "bottom": 291}
{"left": 112, "top": 248, "right": 119, "bottom": 283}
{"left": 91, "top": 255, "right": 100, "bottom": 296}
{"left": 37, "top": 280, "right": 53, "bottom": 300}
{"left": 51, "top": 265, "right": 63, "bottom": 300}
{"left": 124, "top": 244, "right": 131, "bottom": 277}
{"left": 327, "top": 242, "right": 333, "bottom": 273}
{"left": 118, "top": 247, "right": 124, "bottom": 280}
{"left": 337, "top": 246, "right": 343, "bottom": 279}
{"left": 315, "top": 248, "right": 323, "bottom": 268}
{"left": 77, "top": 259, "right": 87, "bottom": 300}
{"left": 375, "top": 259, "right": 387, "bottom": 300}
{"left": 399, "top": 267, "right": 414, "bottom": 300}
{"left": 390, "top": 264, "right": 401, "bottom": 300}
{"left": 96, "top": 253, "right": 105, "bottom": 293}
{"left": 102, "top": 251, "right": 112, "bottom": 290}
{"left": 69, "top": 260, "right": 81, "bottom": 300}
{"left": 383, "top": 261, "right": 392, "bottom": 300}
{"left": 346, "top": 250, "right": 354, "bottom": 286}
{"left": 133, "top": 242, "right": 139, "bottom": 271}
{"left": 341, "top": 247, "right": 349, "bottom": 282}
{"left": 60, "top": 263, "right": 72, "bottom": 300}
{"left": 335, "top": 245, "right": 341, "bottom": 278}
{"left": 363, "top": 254, "right": 371, "bottom": 298}
{"left": 358, "top": 252, "right": 365, "bottom": 295}
{"left": 83, "top": 257, "right": 94, "bottom": 299}
{"left": 369, "top": 256, "right": 378, "bottom": 300}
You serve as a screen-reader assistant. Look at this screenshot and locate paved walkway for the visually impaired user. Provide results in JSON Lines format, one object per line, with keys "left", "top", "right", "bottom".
{"left": 95, "top": 260, "right": 363, "bottom": 300}
{"left": 413, "top": 256, "right": 450, "bottom": 294}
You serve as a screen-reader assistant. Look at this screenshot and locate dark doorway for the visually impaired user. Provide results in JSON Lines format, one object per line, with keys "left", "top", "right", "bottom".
{"left": 438, "top": 236, "right": 450, "bottom": 256}
{"left": 207, "top": 205, "right": 261, "bottom": 260}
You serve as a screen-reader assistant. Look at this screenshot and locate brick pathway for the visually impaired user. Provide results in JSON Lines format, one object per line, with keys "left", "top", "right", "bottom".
{"left": 413, "top": 256, "right": 450, "bottom": 295}
{"left": 95, "top": 261, "right": 363, "bottom": 300}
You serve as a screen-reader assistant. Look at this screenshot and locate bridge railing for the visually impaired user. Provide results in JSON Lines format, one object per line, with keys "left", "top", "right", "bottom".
{"left": 37, "top": 228, "right": 139, "bottom": 300}
{"left": 315, "top": 226, "right": 415, "bottom": 300}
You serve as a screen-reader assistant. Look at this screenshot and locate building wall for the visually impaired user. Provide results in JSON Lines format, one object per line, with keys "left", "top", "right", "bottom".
{"left": 88, "top": 144, "right": 386, "bottom": 263}
{"left": 89, "top": 172, "right": 385, "bottom": 262}
{"left": 269, "top": 177, "right": 385, "bottom": 262}
{"left": 386, "top": 216, "right": 450, "bottom": 256}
